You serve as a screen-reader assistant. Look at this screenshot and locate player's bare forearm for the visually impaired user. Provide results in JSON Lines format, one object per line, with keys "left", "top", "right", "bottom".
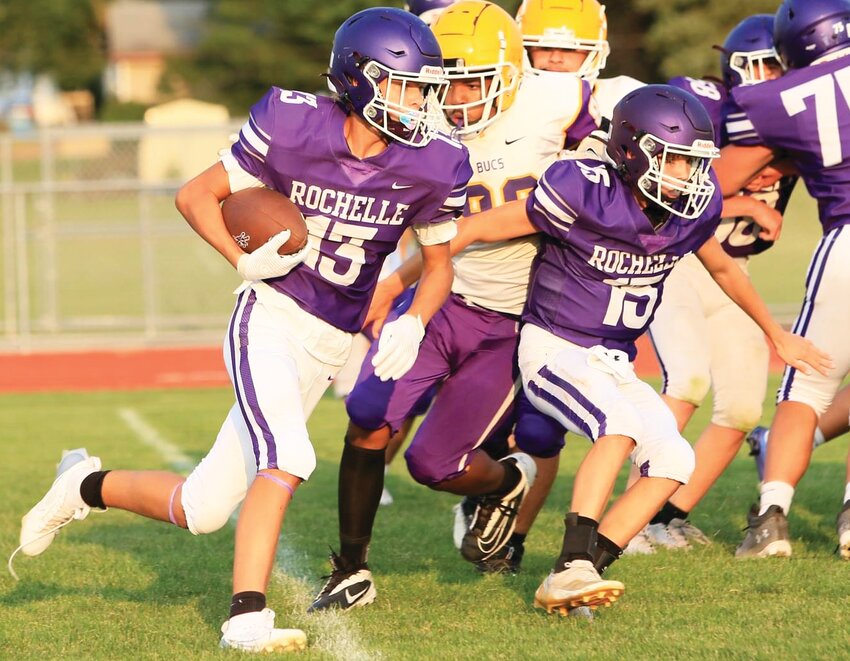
{"left": 406, "top": 242, "right": 453, "bottom": 325}
{"left": 175, "top": 162, "right": 244, "bottom": 268}
{"left": 453, "top": 199, "right": 537, "bottom": 252}
{"left": 714, "top": 144, "right": 777, "bottom": 196}
{"left": 697, "top": 238, "right": 782, "bottom": 340}
{"left": 721, "top": 195, "right": 782, "bottom": 241}
{"left": 696, "top": 238, "right": 833, "bottom": 376}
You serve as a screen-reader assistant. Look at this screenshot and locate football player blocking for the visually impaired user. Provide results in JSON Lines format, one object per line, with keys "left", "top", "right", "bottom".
{"left": 16, "top": 7, "right": 472, "bottom": 653}
{"left": 309, "top": 0, "right": 600, "bottom": 617}
{"left": 624, "top": 15, "right": 792, "bottom": 552}
{"left": 370, "top": 0, "right": 641, "bottom": 576}
{"left": 715, "top": 0, "right": 850, "bottom": 558}
{"left": 451, "top": 83, "right": 829, "bottom": 612}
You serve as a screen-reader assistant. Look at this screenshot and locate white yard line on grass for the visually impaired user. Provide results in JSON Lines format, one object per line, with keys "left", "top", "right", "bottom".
{"left": 117, "top": 407, "right": 377, "bottom": 661}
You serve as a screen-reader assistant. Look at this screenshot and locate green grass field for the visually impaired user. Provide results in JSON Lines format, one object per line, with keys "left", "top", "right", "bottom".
{"left": 2, "top": 379, "right": 849, "bottom": 660}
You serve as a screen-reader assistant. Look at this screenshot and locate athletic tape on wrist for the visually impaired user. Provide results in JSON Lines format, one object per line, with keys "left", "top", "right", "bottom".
{"left": 257, "top": 472, "right": 296, "bottom": 498}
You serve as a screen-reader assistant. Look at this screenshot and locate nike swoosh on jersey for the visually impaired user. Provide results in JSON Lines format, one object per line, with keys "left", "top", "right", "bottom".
{"left": 391, "top": 182, "right": 413, "bottom": 190}
{"left": 504, "top": 137, "right": 525, "bottom": 145}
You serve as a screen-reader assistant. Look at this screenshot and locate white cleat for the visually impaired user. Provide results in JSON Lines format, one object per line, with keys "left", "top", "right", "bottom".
{"left": 622, "top": 526, "right": 655, "bottom": 555}
{"left": 19, "top": 448, "right": 101, "bottom": 557}
{"left": 534, "top": 559, "right": 624, "bottom": 615}
{"left": 668, "top": 517, "right": 711, "bottom": 545}
{"left": 220, "top": 609, "right": 307, "bottom": 653}
{"left": 645, "top": 522, "right": 691, "bottom": 550}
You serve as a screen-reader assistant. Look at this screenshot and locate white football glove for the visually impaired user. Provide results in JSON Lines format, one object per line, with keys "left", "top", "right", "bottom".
{"left": 372, "top": 314, "right": 425, "bottom": 382}
{"left": 236, "top": 230, "right": 311, "bottom": 281}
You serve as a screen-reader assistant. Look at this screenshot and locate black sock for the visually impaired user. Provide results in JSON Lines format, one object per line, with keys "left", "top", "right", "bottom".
{"left": 651, "top": 501, "right": 689, "bottom": 526}
{"left": 229, "top": 591, "right": 266, "bottom": 618}
{"left": 491, "top": 461, "right": 522, "bottom": 496}
{"left": 593, "top": 532, "right": 623, "bottom": 575}
{"left": 80, "top": 470, "right": 111, "bottom": 510}
{"left": 508, "top": 532, "right": 526, "bottom": 560}
{"left": 338, "top": 438, "right": 385, "bottom": 566}
{"left": 554, "top": 512, "right": 598, "bottom": 571}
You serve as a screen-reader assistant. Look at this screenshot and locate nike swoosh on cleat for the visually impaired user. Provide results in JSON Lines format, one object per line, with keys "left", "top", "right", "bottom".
{"left": 344, "top": 584, "right": 370, "bottom": 604}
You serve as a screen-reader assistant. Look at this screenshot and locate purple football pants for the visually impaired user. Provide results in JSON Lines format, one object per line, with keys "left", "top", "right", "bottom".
{"left": 346, "top": 294, "right": 521, "bottom": 485}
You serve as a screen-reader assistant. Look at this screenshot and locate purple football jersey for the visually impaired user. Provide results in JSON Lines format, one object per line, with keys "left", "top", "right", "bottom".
{"left": 230, "top": 88, "right": 472, "bottom": 332}
{"left": 668, "top": 76, "right": 796, "bottom": 257}
{"left": 524, "top": 158, "right": 723, "bottom": 359}
{"left": 727, "top": 55, "right": 850, "bottom": 234}
{"left": 667, "top": 76, "right": 728, "bottom": 139}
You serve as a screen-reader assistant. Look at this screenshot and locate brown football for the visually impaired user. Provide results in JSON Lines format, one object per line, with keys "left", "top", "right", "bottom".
{"left": 222, "top": 188, "right": 308, "bottom": 255}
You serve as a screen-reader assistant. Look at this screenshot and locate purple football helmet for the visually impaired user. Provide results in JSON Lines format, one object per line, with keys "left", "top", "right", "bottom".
{"left": 405, "top": 0, "right": 459, "bottom": 25}
{"left": 774, "top": 0, "right": 850, "bottom": 69}
{"left": 327, "top": 7, "right": 447, "bottom": 146}
{"left": 606, "top": 84, "right": 720, "bottom": 219}
{"left": 720, "top": 15, "right": 782, "bottom": 88}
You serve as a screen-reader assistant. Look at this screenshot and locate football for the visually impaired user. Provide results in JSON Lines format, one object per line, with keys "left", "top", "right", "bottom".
{"left": 222, "top": 188, "right": 308, "bottom": 255}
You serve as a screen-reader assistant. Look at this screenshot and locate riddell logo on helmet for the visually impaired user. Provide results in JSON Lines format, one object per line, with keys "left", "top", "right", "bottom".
{"left": 542, "top": 27, "right": 577, "bottom": 40}
{"left": 421, "top": 65, "right": 444, "bottom": 76}
{"left": 693, "top": 139, "right": 715, "bottom": 150}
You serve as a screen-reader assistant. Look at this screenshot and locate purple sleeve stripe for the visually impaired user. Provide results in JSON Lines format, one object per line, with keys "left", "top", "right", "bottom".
{"left": 248, "top": 112, "right": 271, "bottom": 140}
{"left": 236, "top": 141, "right": 266, "bottom": 164}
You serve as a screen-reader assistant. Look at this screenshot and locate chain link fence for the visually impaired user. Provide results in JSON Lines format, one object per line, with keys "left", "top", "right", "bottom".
{"left": 1, "top": 122, "right": 245, "bottom": 351}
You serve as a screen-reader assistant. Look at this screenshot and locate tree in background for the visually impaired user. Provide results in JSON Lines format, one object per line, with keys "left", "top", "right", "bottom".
{"left": 0, "top": 1, "right": 106, "bottom": 104}
{"left": 635, "top": 0, "right": 781, "bottom": 80}
{"left": 166, "top": 0, "right": 391, "bottom": 113}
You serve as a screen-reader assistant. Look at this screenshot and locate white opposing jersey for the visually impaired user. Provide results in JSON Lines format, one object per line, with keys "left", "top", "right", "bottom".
{"left": 452, "top": 74, "right": 595, "bottom": 314}
{"left": 592, "top": 75, "right": 644, "bottom": 122}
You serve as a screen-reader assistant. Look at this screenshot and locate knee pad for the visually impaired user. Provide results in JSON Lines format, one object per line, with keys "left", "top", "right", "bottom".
{"left": 664, "top": 372, "right": 711, "bottom": 407}
{"left": 514, "top": 402, "right": 566, "bottom": 458}
{"left": 632, "top": 434, "right": 695, "bottom": 485}
{"left": 713, "top": 399, "right": 764, "bottom": 433}
{"left": 181, "top": 481, "right": 238, "bottom": 536}
{"left": 345, "top": 377, "right": 394, "bottom": 431}
{"left": 404, "top": 444, "right": 452, "bottom": 487}
{"left": 273, "top": 435, "right": 317, "bottom": 481}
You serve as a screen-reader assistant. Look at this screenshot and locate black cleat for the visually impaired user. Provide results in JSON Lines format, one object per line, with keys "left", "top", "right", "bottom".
{"left": 308, "top": 551, "right": 376, "bottom": 612}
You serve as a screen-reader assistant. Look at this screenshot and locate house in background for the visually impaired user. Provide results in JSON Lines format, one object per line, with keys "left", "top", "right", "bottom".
{"left": 104, "top": 0, "right": 208, "bottom": 105}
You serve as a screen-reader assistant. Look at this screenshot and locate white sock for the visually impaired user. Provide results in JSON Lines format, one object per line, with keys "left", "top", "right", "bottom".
{"left": 843, "top": 482, "right": 850, "bottom": 506}
{"left": 759, "top": 481, "right": 795, "bottom": 516}
{"left": 813, "top": 427, "right": 825, "bottom": 448}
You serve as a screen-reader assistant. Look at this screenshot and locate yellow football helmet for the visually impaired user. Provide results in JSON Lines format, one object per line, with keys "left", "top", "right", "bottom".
{"left": 431, "top": 1, "right": 524, "bottom": 135}
{"left": 517, "top": 0, "right": 610, "bottom": 81}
